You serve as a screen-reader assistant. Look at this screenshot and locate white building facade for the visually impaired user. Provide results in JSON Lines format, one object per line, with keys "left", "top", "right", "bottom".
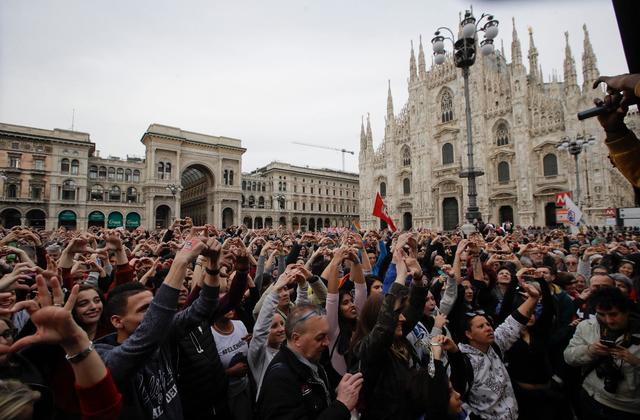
{"left": 358, "top": 22, "right": 637, "bottom": 231}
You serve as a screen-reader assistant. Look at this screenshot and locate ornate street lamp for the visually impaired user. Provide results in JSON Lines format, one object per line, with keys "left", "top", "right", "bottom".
{"left": 557, "top": 134, "right": 595, "bottom": 207}
{"left": 432, "top": 9, "right": 499, "bottom": 232}
{"left": 166, "top": 184, "right": 183, "bottom": 219}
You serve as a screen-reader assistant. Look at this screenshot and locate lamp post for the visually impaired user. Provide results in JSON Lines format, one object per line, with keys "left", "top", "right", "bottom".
{"left": 432, "top": 9, "right": 499, "bottom": 233}
{"left": 557, "top": 133, "right": 595, "bottom": 207}
{"left": 166, "top": 184, "right": 183, "bottom": 220}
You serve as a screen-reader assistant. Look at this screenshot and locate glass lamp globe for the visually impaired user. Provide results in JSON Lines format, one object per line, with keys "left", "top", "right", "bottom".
{"left": 480, "top": 39, "right": 494, "bottom": 56}
{"left": 483, "top": 20, "right": 499, "bottom": 39}
{"left": 434, "top": 52, "right": 446, "bottom": 65}
{"left": 432, "top": 38, "right": 445, "bottom": 53}
{"left": 462, "top": 22, "right": 476, "bottom": 38}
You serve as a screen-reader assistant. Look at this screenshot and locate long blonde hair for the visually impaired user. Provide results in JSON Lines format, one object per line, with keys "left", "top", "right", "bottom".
{"left": 0, "top": 380, "right": 40, "bottom": 420}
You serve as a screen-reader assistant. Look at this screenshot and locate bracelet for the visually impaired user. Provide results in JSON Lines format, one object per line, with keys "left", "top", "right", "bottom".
{"left": 205, "top": 267, "right": 220, "bottom": 276}
{"left": 65, "top": 341, "right": 94, "bottom": 364}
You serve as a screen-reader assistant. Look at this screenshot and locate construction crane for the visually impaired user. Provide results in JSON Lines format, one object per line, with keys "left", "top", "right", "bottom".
{"left": 291, "top": 141, "right": 355, "bottom": 171}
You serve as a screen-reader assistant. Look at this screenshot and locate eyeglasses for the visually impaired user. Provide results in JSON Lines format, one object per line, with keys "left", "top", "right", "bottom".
{"left": 0, "top": 329, "right": 17, "bottom": 340}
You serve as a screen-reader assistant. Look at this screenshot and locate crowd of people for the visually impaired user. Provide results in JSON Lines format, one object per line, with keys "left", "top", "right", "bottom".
{"left": 0, "top": 217, "right": 638, "bottom": 420}
{"left": 0, "top": 75, "right": 639, "bottom": 420}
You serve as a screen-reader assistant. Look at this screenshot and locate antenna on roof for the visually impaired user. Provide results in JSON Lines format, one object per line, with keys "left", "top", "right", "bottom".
{"left": 71, "top": 109, "right": 75, "bottom": 131}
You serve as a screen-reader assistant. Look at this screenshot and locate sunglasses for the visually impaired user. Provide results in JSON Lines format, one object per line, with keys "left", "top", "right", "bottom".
{"left": 291, "top": 308, "right": 327, "bottom": 328}
{"left": 464, "top": 310, "right": 486, "bottom": 318}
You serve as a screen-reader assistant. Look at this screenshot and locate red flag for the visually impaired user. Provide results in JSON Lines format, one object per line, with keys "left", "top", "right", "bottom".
{"left": 372, "top": 193, "right": 397, "bottom": 232}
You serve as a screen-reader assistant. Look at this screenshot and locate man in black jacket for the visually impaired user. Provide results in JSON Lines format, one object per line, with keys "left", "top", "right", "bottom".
{"left": 257, "top": 303, "right": 362, "bottom": 420}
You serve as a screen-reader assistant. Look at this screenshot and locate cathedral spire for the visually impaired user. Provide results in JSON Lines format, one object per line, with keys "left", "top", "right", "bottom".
{"left": 360, "top": 116, "right": 367, "bottom": 151}
{"left": 527, "top": 26, "right": 540, "bottom": 85}
{"left": 563, "top": 31, "right": 578, "bottom": 95}
{"left": 511, "top": 17, "right": 522, "bottom": 66}
{"left": 409, "top": 40, "right": 418, "bottom": 83}
{"left": 418, "top": 35, "right": 427, "bottom": 79}
{"left": 366, "top": 113, "right": 373, "bottom": 150}
{"left": 581, "top": 24, "right": 599, "bottom": 91}
{"left": 386, "top": 80, "right": 394, "bottom": 121}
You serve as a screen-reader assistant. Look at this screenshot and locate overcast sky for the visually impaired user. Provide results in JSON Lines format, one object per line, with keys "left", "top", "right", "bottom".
{"left": 0, "top": 0, "right": 627, "bottom": 174}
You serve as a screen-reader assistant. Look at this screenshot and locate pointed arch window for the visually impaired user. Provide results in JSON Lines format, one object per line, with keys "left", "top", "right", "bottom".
{"left": 440, "top": 90, "right": 454, "bottom": 123}
{"left": 402, "top": 146, "right": 411, "bottom": 166}
{"left": 496, "top": 122, "right": 510, "bottom": 146}
{"left": 380, "top": 182, "right": 387, "bottom": 198}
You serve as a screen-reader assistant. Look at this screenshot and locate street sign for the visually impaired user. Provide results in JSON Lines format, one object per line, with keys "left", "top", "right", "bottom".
{"left": 620, "top": 208, "right": 640, "bottom": 219}
{"left": 556, "top": 209, "right": 568, "bottom": 223}
{"left": 604, "top": 207, "right": 616, "bottom": 217}
{"left": 555, "top": 192, "right": 573, "bottom": 207}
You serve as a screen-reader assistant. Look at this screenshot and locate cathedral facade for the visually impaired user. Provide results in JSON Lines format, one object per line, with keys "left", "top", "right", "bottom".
{"left": 358, "top": 20, "right": 637, "bottom": 231}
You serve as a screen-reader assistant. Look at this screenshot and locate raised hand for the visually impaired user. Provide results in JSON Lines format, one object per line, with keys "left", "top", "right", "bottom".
{"left": 10, "top": 275, "right": 83, "bottom": 352}
{"left": 0, "top": 262, "right": 36, "bottom": 292}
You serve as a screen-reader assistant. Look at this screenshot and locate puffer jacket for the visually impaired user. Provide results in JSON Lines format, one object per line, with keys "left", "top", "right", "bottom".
{"left": 564, "top": 315, "right": 640, "bottom": 415}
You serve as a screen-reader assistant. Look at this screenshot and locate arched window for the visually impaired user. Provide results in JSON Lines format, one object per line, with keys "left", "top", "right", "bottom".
{"left": 262, "top": 184, "right": 266, "bottom": 192}
{"left": 380, "top": 182, "right": 387, "bottom": 198}
{"left": 89, "top": 166, "right": 98, "bottom": 180}
{"left": 61, "top": 158, "right": 70, "bottom": 173}
{"left": 132, "top": 170, "right": 140, "bottom": 182}
{"left": 497, "top": 161, "right": 510, "bottom": 183}
{"left": 442, "top": 143, "right": 454, "bottom": 164}
{"left": 90, "top": 185, "right": 104, "bottom": 201}
{"left": 402, "top": 146, "right": 411, "bottom": 166}
{"left": 62, "top": 180, "right": 76, "bottom": 200}
{"left": 496, "top": 122, "right": 510, "bottom": 146}
{"left": 242, "top": 180, "right": 246, "bottom": 190}
{"left": 126, "top": 187, "right": 137, "bottom": 202}
{"left": 109, "top": 186, "right": 121, "bottom": 202}
{"left": 229, "top": 170, "right": 234, "bottom": 185}
{"left": 403, "top": 178, "right": 411, "bottom": 195}
{"left": 108, "top": 167, "right": 115, "bottom": 180}
{"left": 440, "top": 90, "right": 454, "bottom": 123}
{"left": 543, "top": 153, "right": 558, "bottom": 176}
{"left": 98, "top": 166, "right": 107, "bottom": 180}
{"left": 157, "top": 162, "right": 164, "bottom": 179}
{"left": 165, "top": 163, "right": 171, "bottom": 179}
{"left": 258, "top": 196, "right": 265, "bottom": 208}
{"left": 248, "top": 196, "right": 255, "bottom": 207}
{"left": 125, "top": 169, "right": 132, "bottom": 181}
{"left": 71, "top": 159, "right": 80, "bottom": 175}
{"left": 116, "top": 168, "right": 124, "bottom": 181}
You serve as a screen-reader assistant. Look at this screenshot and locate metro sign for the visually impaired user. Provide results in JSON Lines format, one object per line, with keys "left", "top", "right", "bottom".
{"left": 555, "top": 192, "right": 573, "bottom": 207}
